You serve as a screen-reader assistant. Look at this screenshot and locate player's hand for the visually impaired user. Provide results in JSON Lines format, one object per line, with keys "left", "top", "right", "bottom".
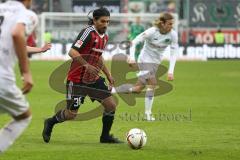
{"left": 21, "top": 72, "right": 33, "bottom": 94}
{"left": 41, "top": 43, "right": 52, "bottom": 53}
{"left": 167, "top": 73, "right": 174, "bottom": 81}
{"left": 127, "top": 57, "right": 137, "bottom": 68}
{"left": 127, "top": 57, "right": 135, "bottom": 64}
{"left": 107, "top": 75, "right": 115, "bottom": 85}
{"left": 129, "top": 63, "right": 137, "bottom": 68}
{"left": 107, "top": 75, "right": 115, "bottom": 90}
{"left": 84, "top": 64, "right": 99, "bottom": 77}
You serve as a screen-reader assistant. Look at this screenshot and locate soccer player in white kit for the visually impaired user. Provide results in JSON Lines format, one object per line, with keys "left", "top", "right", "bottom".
{"left": 0, "top": 0, "right": 37, "bottom": 153}
{"left": 113, "top": 12, "right": 178, "bottom": 121}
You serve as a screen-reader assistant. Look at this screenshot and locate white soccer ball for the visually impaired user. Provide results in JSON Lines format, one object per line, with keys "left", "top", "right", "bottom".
{"left": 126, "top": 128, "right": 147, "bottom": 149}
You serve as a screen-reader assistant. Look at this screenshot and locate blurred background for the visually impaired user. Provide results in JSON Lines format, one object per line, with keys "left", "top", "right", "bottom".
{"left": 1, "top": 0, "right": 240, "bottom": 60}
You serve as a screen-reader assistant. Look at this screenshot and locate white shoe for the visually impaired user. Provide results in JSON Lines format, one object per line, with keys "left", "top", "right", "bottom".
{"left": 145, "top": 113, "right": 155, "bottom": 121}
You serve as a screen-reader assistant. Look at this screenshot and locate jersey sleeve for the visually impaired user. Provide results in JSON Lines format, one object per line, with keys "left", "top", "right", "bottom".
{"left": 129, "top": 27, "right": 155, "bottom": 61}
{"left": 25, "top": 10, "right": 38, "bottom": 36}
{"left": 170, "top": 30, "right": 178, "bottom": 51}
{"left": 71, "top": 28, "right": 92, "bottom": 52}
{"left": 16, "top": 12, "right": 29, "bottom": 25}
{"left": 16, "top": 10, "right": 38, "bottom": 36}
{"left": 132, "top": 27, "right": 155, "bottom": 45}
{"left": 168, "top": 30, "right": 178, "bottom": 74}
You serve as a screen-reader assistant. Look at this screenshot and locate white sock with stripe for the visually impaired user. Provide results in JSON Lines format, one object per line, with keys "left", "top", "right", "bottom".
{"left": 111, "top": 84, "right": 134, "bottom": 94}
{"left": 0, "top": 116, "right": 32, "bottom": 153}
{"left": 145, "top": 88, "right": 154, "bottom": 115}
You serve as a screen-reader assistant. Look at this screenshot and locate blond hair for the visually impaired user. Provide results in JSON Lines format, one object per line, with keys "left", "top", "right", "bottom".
{"left": 153, "top": 12, "right": 174, "bottom": 28}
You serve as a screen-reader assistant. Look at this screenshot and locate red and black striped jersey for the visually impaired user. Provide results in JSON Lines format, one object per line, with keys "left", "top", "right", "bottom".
{"left": 67, "top": 26, "right": 108, "bottom": 83}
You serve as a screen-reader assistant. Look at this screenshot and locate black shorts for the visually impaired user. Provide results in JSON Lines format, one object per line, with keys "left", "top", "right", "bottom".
{"left": 66, "top": 77, "right": 111, "bottom": 110}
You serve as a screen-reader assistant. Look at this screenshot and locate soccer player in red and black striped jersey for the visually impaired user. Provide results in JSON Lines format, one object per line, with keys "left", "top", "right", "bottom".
{"left": 42, "top": 8, "right": 122, "bottom": 143}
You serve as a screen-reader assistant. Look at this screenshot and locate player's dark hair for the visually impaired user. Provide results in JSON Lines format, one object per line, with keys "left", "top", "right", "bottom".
{"left": 87, "top": 10, "right": 94, "bottom": 25}
{"left": 87, "top": 7, "right": 110, "bottom": 25}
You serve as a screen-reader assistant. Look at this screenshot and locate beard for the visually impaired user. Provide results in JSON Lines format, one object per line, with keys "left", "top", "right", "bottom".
{"left": 99, "top": 27, "right": 107, "bottom": 34}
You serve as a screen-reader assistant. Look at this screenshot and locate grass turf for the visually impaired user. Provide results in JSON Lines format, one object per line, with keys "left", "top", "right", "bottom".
{"left": 0, "top": 60, "right": 240, "bottom": 160}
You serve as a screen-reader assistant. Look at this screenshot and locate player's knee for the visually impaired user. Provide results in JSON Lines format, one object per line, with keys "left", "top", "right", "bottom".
{"left": 105, "top": 102, "right": 116, "bottom": 112}
{"left": 110, "top": 103, "right": 117, "bottom": 111}
{"left": 146, "top": 88, "right": 155, "bottom": 97}
{"left": 65, "top": 113, "right": 77, "bottom": 120}
{"left": 105, "top": 103, "right": 116, "bottom": 112}
{"left": 13, "top": 109, "right": 32, "bottom": 121}
{"left": 148, "top": 85, "right": 156, "bottom": 90}
{"left": 134, "top": 84, "right": 145, "bottom": 94}
{"left": 64, "top": 109, "right": 77, "bottom": 120}
{"left": 133, "top": 87, "right": 142, "bottom": 94}
{"left": 102, "top": 97, "right": 117, "bottom": 112}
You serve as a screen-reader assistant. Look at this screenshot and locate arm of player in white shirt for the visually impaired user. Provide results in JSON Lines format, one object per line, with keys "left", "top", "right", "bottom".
{"left": 12, "top": 23, "right": 33, "bottom": 94}
{"left": 27, "top": 43, "right": 52, "bottom": 55}
{"left": 129, "top": 27, "right": 155, "bottom": 62}
{"left": 168, "top": 31, "right": 178, "bottom": 80}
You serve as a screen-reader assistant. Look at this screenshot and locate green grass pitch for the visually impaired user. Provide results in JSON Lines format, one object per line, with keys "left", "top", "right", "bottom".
{"left": 0, "top": 60, "right": 240, "bottom": 160}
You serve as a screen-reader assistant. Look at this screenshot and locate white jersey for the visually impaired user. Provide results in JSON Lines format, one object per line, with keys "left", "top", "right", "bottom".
{"left": 131, "top": 26, "right": 178, "bottom": 64}
{"left": 0, "top": 1, "right": 37, "bottom": 82}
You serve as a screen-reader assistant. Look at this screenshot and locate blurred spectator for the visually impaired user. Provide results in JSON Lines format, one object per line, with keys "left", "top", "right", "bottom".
{"left": 148, "top": 0, "right": 176, "bottom": 13}
{"left": 52, "top": 0, "right": 62, "bottom": 12}
{"left": 32, "top": 0, "right": 63, "bottom": 13}
{"left": 188, "top": 29, "right": 195, "bottom": 45}
{"left": 167, "top": 1, "right": 176, "bottom": 13}
{"left": 214, "top": 29, "right": 225, "bottom": 44}
{"left": 128, "top": 16, "right": 145, "bottom": 60}
{"left": 32, "top": 0, "right": 49, "bottom": 14}
{"left": 128, "top": 17, "right": 145, "bottom": 40}
{"left": 44, "top": 31, "right": 52, "bottom": 43}
{"left": 129, "top": 1, "right": 145, "bottom": 13}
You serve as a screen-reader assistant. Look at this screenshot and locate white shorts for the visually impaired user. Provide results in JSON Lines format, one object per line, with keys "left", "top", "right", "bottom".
{"left": 137, "top": 63, "right": 159, "bottom": 84}
{"left": 0, "top": 79, "right": 29, "bottom": 117}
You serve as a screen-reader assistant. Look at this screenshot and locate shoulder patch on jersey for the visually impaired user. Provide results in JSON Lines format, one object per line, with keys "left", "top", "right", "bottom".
{"left": 80, "top": 26, "right": 94, "bottom": 41}
{"left": 74, "top": 40, "right": 83, "bottom": 48}
{"left": 165, "top": 39, "right": 171, "bottom": 43}
{"left": 74, "top": 26, "right": 94, "bottom": 48}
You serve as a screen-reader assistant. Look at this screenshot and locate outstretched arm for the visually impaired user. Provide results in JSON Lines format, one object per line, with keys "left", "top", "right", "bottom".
{"left": 128, "top": 27, "right": 154, "bottom": 62}
{"left": 12, "top": 23, "right": 33, "bottom": 94}
{"left": 27, "top": 43, "right": 51, "bottom": 55}
{"left": 168, "top": 31, "right": 178, "bottom": 81}
{"left": 100, "top": 56, "right": 114, "bottom": 88}
{"left": 129, "top": 32, "right": 146, "bottom": 62}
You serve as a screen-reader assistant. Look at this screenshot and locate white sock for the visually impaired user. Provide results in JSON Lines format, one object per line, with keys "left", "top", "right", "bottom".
{"left": 111, "top": 84, "right": 134, "bottom": 94}
{"left": 111, "top": 87, "right": 116, "bottom": 93}
{"left": 145, "top": 88, "right": 154, "bottom": 115}
{"left": 129, "top": 87, "right": 133, "bottom": 93}
{"left": 0, "top": 116, "right": 32, "bottom": 153}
